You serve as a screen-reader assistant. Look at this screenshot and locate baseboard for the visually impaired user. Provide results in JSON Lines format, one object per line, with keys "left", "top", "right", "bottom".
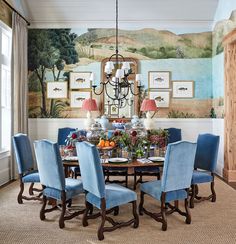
{"left": 223, "top": 169, "right": 236, "bottom": 182}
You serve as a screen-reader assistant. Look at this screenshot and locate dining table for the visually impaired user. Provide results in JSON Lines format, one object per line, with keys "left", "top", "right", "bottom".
{"left": 62, "top": 156, "right": 164, "bottom": 188}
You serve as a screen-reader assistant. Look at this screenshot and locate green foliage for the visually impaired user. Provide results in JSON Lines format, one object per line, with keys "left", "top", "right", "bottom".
{"left": 216, "top": 42, "right": 223, "bottom": 55}
{"left": 28, "top": 72, "right": 41, "bottom": 92}
{"left": 209, "top": 108, "right": 217, "bottom": 118}
{"left": 168, "top": 110, "right": 196, "bottom": 118}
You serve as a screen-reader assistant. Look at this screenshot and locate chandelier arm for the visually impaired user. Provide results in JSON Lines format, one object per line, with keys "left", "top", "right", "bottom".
{"left": 92, "top": 84, "right": 105, "bottom": 96}
{"left": 130, "top": 83, "right": 142, "bottom": 96}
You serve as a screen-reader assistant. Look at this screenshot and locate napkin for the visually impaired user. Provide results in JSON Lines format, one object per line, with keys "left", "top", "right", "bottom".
{"left": 137, "top": 158, "right": 153, "bottom": 164}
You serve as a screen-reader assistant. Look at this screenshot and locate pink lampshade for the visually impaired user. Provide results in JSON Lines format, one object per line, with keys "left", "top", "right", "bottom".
{"left": 140, "top": 99, "right": 158, "bottom": 111}
{"left": 82, "top": 98, "right": 98, "bottom": 111}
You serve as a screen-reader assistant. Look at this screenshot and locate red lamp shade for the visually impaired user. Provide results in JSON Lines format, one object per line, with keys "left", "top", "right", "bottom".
{"left": 82, "top": 98, "right": 98, "bottom": 111}
{"left": 140, "top": 99, "right": 158, "bottom": 111}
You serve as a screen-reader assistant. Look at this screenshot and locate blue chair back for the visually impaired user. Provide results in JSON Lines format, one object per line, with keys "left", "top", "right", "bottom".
{"left": 165, "top": 128, "right": 182, "bottom": 144}
{"left": 12, "top": 133, "right": 34, "bottom": 174}
{"left": 161, "top": 141, "right": 196, "bottom": 192}
{"left": 57, "top": 127, "right": 76, "bottom": 145}
{"left": 76, "top": 141, "right": 105, "bottom": 198}
{"left": 34, "top": 140, "right": 65, "bottom": 191}
{"left": 194, "top": 133, "right": 220, "bottom": 172}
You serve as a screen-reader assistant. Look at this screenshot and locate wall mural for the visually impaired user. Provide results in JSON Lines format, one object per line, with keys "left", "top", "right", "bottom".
{"left": 28, "top": 27, "right": 213, "bottom": 119}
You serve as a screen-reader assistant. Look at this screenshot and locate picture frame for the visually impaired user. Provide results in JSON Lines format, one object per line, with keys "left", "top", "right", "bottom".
{"left": 149, "top": 91, "right": 170, "bottom": 108}
{"left": 70, "top": 91, "right": 91, "bottom": 108}
{"left": 148, "top": 71, "right": 170, "bottom": 89}
{"left": 110, "top": 105, "right": 119, "bottom": 116}
{"left": 47, "top": 82, "right": 68, "bottom": 99}
{"left": 172, "top": 80, "right": 194, "bottom": 98}
{"left": 70, "top": 72, "right": 91, "bottom": 89}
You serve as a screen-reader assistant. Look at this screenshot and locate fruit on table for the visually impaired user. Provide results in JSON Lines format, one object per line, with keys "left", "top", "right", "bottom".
{"left": 97, "top": 139, "right": 115, "bottom": 148}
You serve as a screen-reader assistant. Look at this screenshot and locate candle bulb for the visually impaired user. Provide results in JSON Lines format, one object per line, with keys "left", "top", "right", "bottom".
{"left": 90, "top": 73, "right": 95, "bottom": 85}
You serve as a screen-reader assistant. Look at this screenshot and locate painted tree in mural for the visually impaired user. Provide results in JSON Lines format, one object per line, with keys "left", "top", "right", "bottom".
{"left": 28, "top": 29, "right": 78, "bottom": 117}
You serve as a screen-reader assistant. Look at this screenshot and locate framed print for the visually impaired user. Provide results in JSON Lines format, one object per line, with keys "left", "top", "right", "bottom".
{"left": 47, "top": 82, "right": 68, "bottom": 99}
{"left": 110, "top": 105, "right": 119, "bottom": 116}
{"left": 70, "top": 91, "right": 90, "bottom": 108}
{"left": 70, "top": 72, "right": 91, "bottom": 89}
{"left": 148, "top": 71, "right": 170, "bottom": 89}
{"left": 149, "top": 91, "right": 170, "bottom": 108}
{"left": 172, "top": 80, "right": 194, "bottom": 98}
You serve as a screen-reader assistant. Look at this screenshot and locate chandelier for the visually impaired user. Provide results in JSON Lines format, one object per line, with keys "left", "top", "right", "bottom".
{"left": 92, "top": 0, "right": 142, "bottom": 109}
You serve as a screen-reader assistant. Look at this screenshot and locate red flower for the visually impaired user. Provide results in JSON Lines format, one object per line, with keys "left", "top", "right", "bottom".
{"left": 71, "top": 133, "right": 77, "bottom": 139}
{"left": 131, "top": 130, "right": 137, "bottom": 137}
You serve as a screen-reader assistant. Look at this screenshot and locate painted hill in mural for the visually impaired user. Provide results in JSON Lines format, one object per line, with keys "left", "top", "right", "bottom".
{"left": 76, "top": 28, "right": 212, "bottom": 60}
{"left": 213, "top": 10, "right": 236, "bottom": 55}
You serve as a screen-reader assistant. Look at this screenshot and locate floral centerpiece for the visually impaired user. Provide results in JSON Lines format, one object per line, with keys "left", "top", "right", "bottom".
{"left": 148, "top": 129, "right": 168, "bottom": 148}
{"left": 65, "top": 130, "right": 87, "bottom": 155}
{"left": 110, "top": 129, "right": 150, "bottom": 159}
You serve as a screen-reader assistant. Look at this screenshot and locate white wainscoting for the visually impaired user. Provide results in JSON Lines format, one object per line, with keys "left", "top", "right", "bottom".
{"left": 28, "top": 118, "right": 224, "bottom": 176}
{"left": 0, "top": 152, "right": 11, "bottom": 186}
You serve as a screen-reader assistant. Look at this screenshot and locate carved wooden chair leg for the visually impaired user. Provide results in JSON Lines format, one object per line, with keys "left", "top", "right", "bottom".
{"left": 29, "top": 183, "right": 34, "bottom": 195}
{"left": 211, "top": 181, "right": 216, "bottom": 202}
{"left": 139, "top": 191, "right": 145, "bottom": 215}
{"left": 59, "top": 193, "right": 66, "bottom": 229}
{"left": 17, "top": 181, "right": 24, "bottom": 204}
{"left": 190, "top": 184, "right": 195, "bottom": 209}
{"left": 40, "top": 195, "right": 47, "bottom": 220}
{"left": 98, "top": 200, "right": 106, "bottom": 241}
{"left": 82, "top": 201, "right": 91, "bottom": 227}
{"left": 114, "top": 206, "right": 119, "bottom": 216}
{"left": 132, "top": 201, "right": 139, "bottom": 228}
{"left": 195, "top": 184, "right": 199, "bottom": 195}
{"left": 133, "top": 173, "right": 137, "bottom": 190}
{"left": 161, "top": 194, "right": 167, "bottom": 231}
{"left": 125, "top": 172, "right": 128, "bottom": 188}
{"left": 185, "top": 197, "right": 191, "bottom": 224}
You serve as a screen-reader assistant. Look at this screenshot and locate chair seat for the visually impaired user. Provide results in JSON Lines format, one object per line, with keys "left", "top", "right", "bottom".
{"left": 86, "top": 183, "right": 137, "bottom": 209}
{"left": 22, "top": 171, "right": 40, "bottom": 183}
{"left": 43, "top": 178, "right": 83, "bottom": 201}
{"left": 140, "top": 180, "right": 187, "bottom": 202}
{"left": 191, "top": 170, "right": 213, "bottom": 184}
{"left": 135, "top": 166, "right": 160, "bottom": 173}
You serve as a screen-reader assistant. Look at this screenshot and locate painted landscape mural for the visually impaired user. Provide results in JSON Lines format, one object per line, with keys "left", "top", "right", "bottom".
{"left": 28, "top": 27, "right": 214, "bottom": 118}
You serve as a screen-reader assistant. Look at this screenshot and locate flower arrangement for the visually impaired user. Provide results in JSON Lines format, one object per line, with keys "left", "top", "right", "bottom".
{"left": 65, "top": 130, "right": 87, "bottom": 150}
{"left": 110, "top": 129, "right": 150, "bottom": 158}
{"left": 148, "top": 129, "right": 168, "bottom": 148}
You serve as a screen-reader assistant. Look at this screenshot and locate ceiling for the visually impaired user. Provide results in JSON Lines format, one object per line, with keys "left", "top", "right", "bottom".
{"left": 18, "top": 0, "right": 219, "bottom": 30}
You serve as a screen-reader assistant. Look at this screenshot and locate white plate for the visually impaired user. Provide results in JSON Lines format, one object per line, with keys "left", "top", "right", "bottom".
{"left": 63, "top": 156, "right": 78, "bottom": 161}
{"left": 148, "top": 156, "right": 165, "bottom": 162}
{"left": 108, "top": 158, "right": 128, "bottom": 164}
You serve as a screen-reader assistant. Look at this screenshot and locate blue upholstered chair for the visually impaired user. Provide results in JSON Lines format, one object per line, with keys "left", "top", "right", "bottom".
{"left": 34, "top": 140, "right": 84, "bottom": 228}
{"left": 76, "top": 141, "right": 139, "bottom": 241}
{"left": 133, "top": 128, "right": 182, "bottom": 190}
{"left": 190, "top": 133, "right": 220, "bottom": 208}
{"left": 139, "top": 141, "right": 196, "bottom": 231}
{"left": 165, "top": 127, "right": 182, "bottom": 144}
{"left": 12, "top": 133, "right": 42, "bottom": 204}
{"left": 57, "top": 127, "right": 76, "bottom": 146}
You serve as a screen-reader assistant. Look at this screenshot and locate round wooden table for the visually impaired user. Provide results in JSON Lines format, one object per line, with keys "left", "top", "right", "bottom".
{"left": 63, "top": 157, "right": 164, "bottom": 189}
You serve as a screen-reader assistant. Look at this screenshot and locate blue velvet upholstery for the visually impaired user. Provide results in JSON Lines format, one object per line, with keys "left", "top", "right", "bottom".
{"left": 141, "top": 180, "right": 187, "bottom": 202}
{"left": 57, "top": 127, "right": 76, "bottom": 145}
{"left": 12, "top": 133, "right": 39, "bottom": 176}
{"left": 76, "top": 141, "right": 137, "bottom": 208}
{"left": 194, "top": 133, "right": 220, "bottom": 172}
{"left": 191, "top": 133, "right": 220, "bottom": 185}
{"left": 165, "top": 128, "right": 182, "bottom": 144}
{"left": 192, "top": 170, "right": 213, "bottom": 184}
{"left": 34, "top": 140, "right": 83, "bottom": 200}
{"left": 140, "top": 141, "right": 196, "bottom": 200}
{"left": 87, "top": 184, "right": 137, "bottom": 209}
{"left": 22, "top": 171, "right": 40, "bottom": 183}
